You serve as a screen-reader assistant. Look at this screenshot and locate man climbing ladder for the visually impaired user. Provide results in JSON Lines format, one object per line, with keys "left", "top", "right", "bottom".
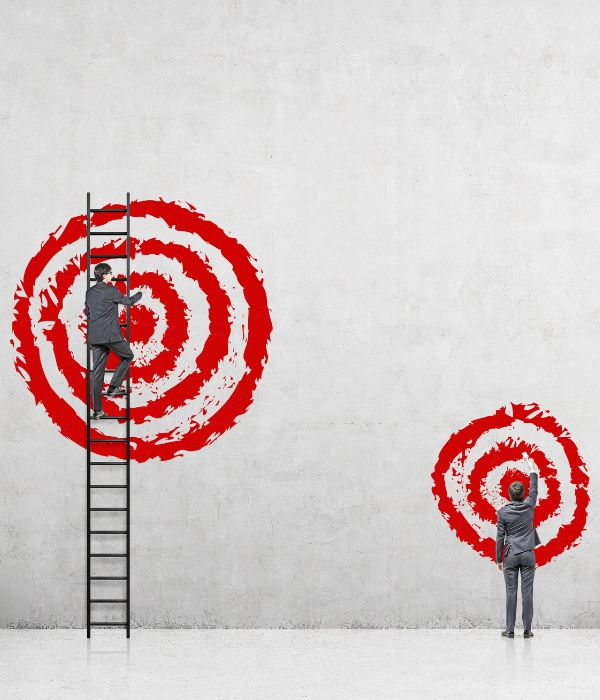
{"left": 85, "top": 262, "right": 147, "bottom": 419}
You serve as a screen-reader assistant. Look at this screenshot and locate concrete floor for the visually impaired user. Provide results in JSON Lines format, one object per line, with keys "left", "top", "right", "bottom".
{"left": 1, "top": 629, "right": 600, "bottom": 699}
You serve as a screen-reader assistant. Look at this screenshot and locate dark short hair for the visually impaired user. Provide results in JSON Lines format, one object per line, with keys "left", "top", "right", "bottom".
{"left": 508, "top": 481, "right": 524, "bottom": 501}
{"left": 94, "top": 262, "right": 112, "bottom": 282}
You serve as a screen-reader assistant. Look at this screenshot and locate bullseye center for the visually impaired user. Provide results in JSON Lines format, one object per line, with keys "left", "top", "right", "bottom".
{"left": 119, "top": 303, "right": 158, "bottom": 345}
{"left": 498, "top": 468, "right": 530, "bottom": 501}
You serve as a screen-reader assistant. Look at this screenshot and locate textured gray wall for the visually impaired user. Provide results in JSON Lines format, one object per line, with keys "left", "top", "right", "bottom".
{"left": 2, "top": 0, "right": 600, "bottom": 628}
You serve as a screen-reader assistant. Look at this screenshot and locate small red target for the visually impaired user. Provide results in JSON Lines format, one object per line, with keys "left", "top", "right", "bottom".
{"left": 432, "top": 404, "right": 589, "bottom": 566}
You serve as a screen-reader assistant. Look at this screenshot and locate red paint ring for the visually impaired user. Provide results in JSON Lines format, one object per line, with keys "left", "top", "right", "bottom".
{"left": 465, "top": 439, "right": 561, "bottom": 526}
{"left": 431, "top": 404, "right": 589, "bottom": 566}
{"left": 40, "top": 239, "right": 232, "bottom": 422}
{"left": 48, "top": 266, "right": 193, "bottom": 406}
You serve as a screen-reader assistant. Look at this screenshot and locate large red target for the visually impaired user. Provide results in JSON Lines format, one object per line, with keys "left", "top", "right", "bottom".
{"left": 432, "top": 404, "right": 589, "bottom": 566}
{"left": 12, "top": 200, "right": 272, "bottom": 462}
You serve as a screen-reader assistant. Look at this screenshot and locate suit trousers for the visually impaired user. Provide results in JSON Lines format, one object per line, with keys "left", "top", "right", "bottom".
{"left": 503, "top": 548, "right": 536, "bottom": 633}
{"left": 90, "top": 340, "right": 134, "bottom": 412}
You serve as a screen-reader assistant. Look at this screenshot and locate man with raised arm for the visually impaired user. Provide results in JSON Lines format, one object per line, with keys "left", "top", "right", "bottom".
{"left": 496, "top": 452, "right": 541, "bottom": 639}
{"left": 85, "top": 262, "right": 147, "bottom": 420}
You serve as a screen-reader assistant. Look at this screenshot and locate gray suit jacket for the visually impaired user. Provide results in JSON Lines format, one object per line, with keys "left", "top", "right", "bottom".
{"left": 495, "top": 472, "right": 541, "bottom": 563}
{"left": 85, "top": 282, "right": 142, "bottom": 345}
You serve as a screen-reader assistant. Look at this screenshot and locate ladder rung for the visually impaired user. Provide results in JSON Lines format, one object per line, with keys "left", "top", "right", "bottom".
{"left": 89, "top": 277, "right": 128, "bottom": 281}
{"left": 90, "top": 530, "right": 127, "bottom": 534}
{"left": 90, "top": 208, "right": 127, "bottom": 213}
{"left": 119, "top": 323, "right": 128, "bottom": 326}
{"left": 90, "top": 439, "right": 128, "bottom": 443}
{"left": 90, "top": 485, "right": 127, "bottom": 489}
{"left": 90, "top": 508, "right": 128, "bottom": 511}
{"left": 90, "top": 553, "right": 127, "bottom": 557}
{"left": 89, "top": 622, "right": 127, "bottom": 626}
{"left": 90, "top": 576, "right": 127, "bottom": 580}
{"left": 90, "top": 599, "right": 128, "bottom": 603}
{"left": 90, "top": 415, "right": 127, "bottom": 420}
{"left": 90, "top": 462, "right": 127, "bottom": 466}
{"left": 90, "top": 254, "right": 128, "bottom": 259}
{"left": 89, "top": 232, "right": 128, "bottom": 236}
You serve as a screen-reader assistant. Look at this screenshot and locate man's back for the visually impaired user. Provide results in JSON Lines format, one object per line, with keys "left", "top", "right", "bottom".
{"left": 496, "top": 472, "right": 540, "bottom": 559}
{"left": 85, "top": 282, "right": 141, "bottom": 345}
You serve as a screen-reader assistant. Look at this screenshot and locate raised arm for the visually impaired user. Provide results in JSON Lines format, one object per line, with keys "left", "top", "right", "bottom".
{"left": 522, "top": 453, "right": 538, "bottom": 508}
{"left": 112, "top": 285, "right": 146, "bottom": 307}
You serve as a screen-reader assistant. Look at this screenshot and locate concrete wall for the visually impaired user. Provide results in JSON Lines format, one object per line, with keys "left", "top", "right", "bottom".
{"left": 2, "top": 0, "right": 600, "bottom": 628}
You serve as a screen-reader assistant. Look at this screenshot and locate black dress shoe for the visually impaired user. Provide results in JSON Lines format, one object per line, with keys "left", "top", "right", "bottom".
{"left": 91, "top": 410, "right": 107, "bottom": 420}
{"left": 524, "top": 630, "right": 534, "bottom": 638}
{"left": 501, "top": 631, "right": 514, "bottom": 638}
{"left": 106, "top": 386, "right": 127, "bottom": 397}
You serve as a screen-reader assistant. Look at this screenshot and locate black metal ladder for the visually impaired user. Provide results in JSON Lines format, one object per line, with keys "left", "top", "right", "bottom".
{"left": 86, "top": 193, "right": 132, "bottom": 637}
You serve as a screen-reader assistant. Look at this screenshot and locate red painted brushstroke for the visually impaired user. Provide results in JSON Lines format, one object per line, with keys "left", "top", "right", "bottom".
{"left": 432, "top": 404, "right": 589, "bottom": 567}
{"left": 12, "top": 200, "right": 272, "bottom": 462}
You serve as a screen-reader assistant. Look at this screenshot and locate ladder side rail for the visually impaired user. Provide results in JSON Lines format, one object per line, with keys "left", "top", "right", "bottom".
{"left": 86, "top": 192, "right": 91, "bottom": 639}
{"left": 126, "top": 192, "right": 131, "bottom": 638}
